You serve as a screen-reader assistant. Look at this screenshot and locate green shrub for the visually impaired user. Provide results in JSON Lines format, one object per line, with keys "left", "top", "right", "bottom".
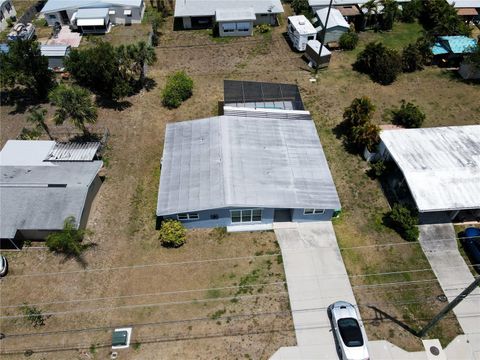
{"left": 159, "top": 219, "right": 187, "bottom": 247}
{"left": 6, "top": 17, "right": 13, "bottom": 27}
{"left": 339, "top": 31, "right": 359, "bottom": 50}
{"left": 387, "top": 204, "right": 419, "bottom": 242}
{"left": 256, "top": 24, "right": 271, "bottom": 34}
{"left": 391, "top": 100, "right": 425, "bottom": 128}
{"left": 369, "top": 159, "right": 387, "bottom": 178}
{"left": 161, "top": 71, "right": 194, "bottom": 109}
{"left": 290, "top": 0, "right": 310, "bottom": 14}
{"left": 21, "top": 304, "right": 46, "bottom": 327}
{"left": 18, "top": 127, "right": 42, "bottom": 140}
{"left": 354, "top": 42, "right": 402, "bottom": 85}
{"left": 342, "top": 97, "right": 379, "bottom": 151}
{"left": 401, "top": 43, "right": 424, "bottom": 72}
{"left": 46, "top": 216, "right": 93, "bottom": 257}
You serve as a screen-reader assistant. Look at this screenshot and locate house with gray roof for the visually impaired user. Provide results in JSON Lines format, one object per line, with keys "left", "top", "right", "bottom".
{"left": 156, "top": 81, "right": 341, "bottom": 230}
{"left": 379, "top": 125, "right": 480, "bottom": 222}
{"left": 41, "top": 0, "right": 145, "bottom": 33}
{"left": 174, "top": 0, "right": 284, "bottom": 37}
{"left": 0, "top": 140, "right": 103, "bottom": 246}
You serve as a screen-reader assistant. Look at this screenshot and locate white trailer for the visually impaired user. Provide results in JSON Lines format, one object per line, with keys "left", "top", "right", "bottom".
{"left": 287, "top": 15, "right": 317, "bottom": 51}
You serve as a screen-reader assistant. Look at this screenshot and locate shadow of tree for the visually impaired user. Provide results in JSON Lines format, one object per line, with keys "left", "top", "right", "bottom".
{"left": 1, "top": 88, "right": 48, "bottom": 115}
{"left": 59, "top": 242, "right": 97, "bottom": 268}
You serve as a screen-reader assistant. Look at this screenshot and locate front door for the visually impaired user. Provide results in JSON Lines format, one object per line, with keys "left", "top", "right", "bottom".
{"left": 59, "top": 10, "right": 70, "bottom": 25}
{"left": 274, "top": 209, "right": 292, "bottom": 222}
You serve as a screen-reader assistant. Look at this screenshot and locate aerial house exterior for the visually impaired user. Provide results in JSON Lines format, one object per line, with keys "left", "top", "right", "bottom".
{"left": 0, "top": 0, "right": 16, "bottom": 32}
{"left": 0, "top": 140, "right": 103, "bottom": 247}
{"left": 41, "top": 0, "right": 145, "bottom": 31}
{"left": 379, "top": 125, "right": 480, "bottom": 223}
{"left": 156, "top": 81, "right": 341, "bottom": 230}
{"left": 174, "top": 0, "right": 284, "bottom": 36}
{"left": 40, "top": 44, "right": 71, "bottom": 71}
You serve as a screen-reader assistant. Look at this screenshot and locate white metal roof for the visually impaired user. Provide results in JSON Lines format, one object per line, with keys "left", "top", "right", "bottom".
{"left": 316, "top": 8, "right": 349, "bottom": 29}
{"left": 45, "top": 142, "right": 101, "bottom": 161}
{"left": 307, "top": 40, "right": 332, "bottom": 55}
{"left": 288, "top": 15, "right": 317, "bottom": 35}
{"left": 157, "top": 110, "right": 341, "bottom": 216}
{"left": 309, "top": 0, "right": 410, "bottom": 6}
{"left": 447, "top": 0, "right": 480, "bottom": 8}
{"left": 174, "top": 0, "right": 284, "bottom": 18}
{"left": 42, "top": 0, "right": 142, "bottom": 13}
{"left": 380, "top": 125, "right": 480, "bottom": 212}
{"left": 216, "top": 7, "right": 256, "bottom": 21}
{"left": 40, "top": 44, "right": 70, "bottom": 57}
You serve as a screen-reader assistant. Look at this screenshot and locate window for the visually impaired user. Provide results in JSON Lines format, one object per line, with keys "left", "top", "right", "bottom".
{"left": 261, "top": 14, "right": 268, "bottom": 17}
{"left": 109, "top": 10, "right": 116, "bottom": 15}
{"left": 48, "top": 14, "right": 56, "bottom": 19}
{"left": 124, "top": 9, "right": 132, "bottom": 16}
{"left": 222, "top": 23, "right": 235, "bottom": 32}
{"left": 307, "top": 35, "right": 315, "bottom": 41}
{"left": 5, "top": 2, "right": 11, "bottom": 12}
{"left": 177, "top": 213, "right": 199, "bottom": 221}
{"left": 303, "top": 209, "right": 325, "bottom": 215}
{"left": 231, "top": 209, "right": 262, "bottom": 223}
{"left": 236, "top": 22, "right": 250, "bottom": 32}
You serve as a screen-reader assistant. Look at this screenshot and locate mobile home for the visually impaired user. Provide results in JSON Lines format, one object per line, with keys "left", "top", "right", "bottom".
{"left": 287, "top": 15, "right": 317, "bottom": 51}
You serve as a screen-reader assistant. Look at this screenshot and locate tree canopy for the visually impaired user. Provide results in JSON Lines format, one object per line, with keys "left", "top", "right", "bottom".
{"left": 354, "top": 42, "right": 402, "bottom": 85}
{"left": 65, "top": 41, "right": 157, "bottom": 100}
{"left": 418, "top": 0, "right": 471, "bottom": 36}
{"left": 0, "top": 39, "right": 54, "bottom": 98}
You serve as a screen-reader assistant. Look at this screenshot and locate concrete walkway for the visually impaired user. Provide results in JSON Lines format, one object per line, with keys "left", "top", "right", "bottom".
{"left": 418, "top": 223, "right": 480, "bottom": 335}
{"left": 272, "top": 222, "right": 359, "bottom": 359}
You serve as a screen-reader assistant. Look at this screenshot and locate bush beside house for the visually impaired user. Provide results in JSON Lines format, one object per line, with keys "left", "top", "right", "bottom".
{"left": 161, "top": 71, "right": 193, "bottom": 109}
{"left": 159, "top": 219, "right": 187, "bottom": 247}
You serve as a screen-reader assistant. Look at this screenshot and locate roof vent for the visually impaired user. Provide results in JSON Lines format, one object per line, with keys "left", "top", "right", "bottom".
{"left": 299, "top": 20, "right": 305, "bottom": 25}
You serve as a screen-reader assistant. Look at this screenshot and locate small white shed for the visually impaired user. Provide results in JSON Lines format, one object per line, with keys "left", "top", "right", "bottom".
{"left": 305, "top": 39, "right": 332, "bottom": 68}
{"left": 287, "top": 15, "right": 317, "bottom": 51}
{"left": 40, "top": 44, "right": 71, "bottom": 71}
{"left": 315, "top": 7, "right": 349, "bottom": 44}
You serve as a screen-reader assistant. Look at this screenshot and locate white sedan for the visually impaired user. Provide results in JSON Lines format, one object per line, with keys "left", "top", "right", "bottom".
{"left": 329, "top": 301, "right": 370, "bottom": 360}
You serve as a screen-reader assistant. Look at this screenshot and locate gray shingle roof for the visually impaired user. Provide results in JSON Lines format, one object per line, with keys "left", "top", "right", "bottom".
{"left": 380, "top": 125, "right": 480, "bottom": 212}
{"left": 157, "top": 113, "right": 341, "bottom": 216}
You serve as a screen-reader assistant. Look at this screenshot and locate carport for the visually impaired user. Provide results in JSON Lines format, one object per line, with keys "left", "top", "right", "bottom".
{"left": 74, "top": 8, "right": 110, "bottom": 34}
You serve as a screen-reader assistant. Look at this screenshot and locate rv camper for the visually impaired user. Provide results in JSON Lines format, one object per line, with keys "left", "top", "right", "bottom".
{"left": 287, "top": 15, "right": 317, "bottom": 51}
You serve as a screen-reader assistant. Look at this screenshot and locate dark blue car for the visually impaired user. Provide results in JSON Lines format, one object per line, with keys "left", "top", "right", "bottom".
{"left": 462, "top": 227, "right": 480, "bottom": 273}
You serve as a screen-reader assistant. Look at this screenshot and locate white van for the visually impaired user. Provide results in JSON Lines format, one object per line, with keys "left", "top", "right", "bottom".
{"left": 287, "top": 15, "right": 317, "bottom": 51}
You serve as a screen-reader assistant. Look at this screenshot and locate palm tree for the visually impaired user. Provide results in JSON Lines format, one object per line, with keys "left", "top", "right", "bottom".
{"left": 49, "top": 84, "right": 97, "bottom": 136}
{"left": 131, "top": 41, "right": 157, "bottom": 87}
{"left": 27, "top": 106, "right": 53, "bottom": 140}
{"left": 362, "top": 0, "right": 378, "bottom": 29}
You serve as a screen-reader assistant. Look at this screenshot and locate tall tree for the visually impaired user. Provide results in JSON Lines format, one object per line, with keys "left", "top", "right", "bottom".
{"left": 380, "top": 0, "right": 398, "bottom": 31}
{"left": 129, "top": 41, "right": 157, "bottom": 87}
{"left": 418, "top": 0, "right": 471, "bottom": 36}
{"left": 27, "top": 106, "right": 53, "bottom": 140}
{"left": 49, "top": 84, "right": 97, "bottom": 136}
{"left": 362, "top": 0, "right": 379, "bottom": 29}
{"left": 0, "top": 40, "right": 54, "bottom": 99}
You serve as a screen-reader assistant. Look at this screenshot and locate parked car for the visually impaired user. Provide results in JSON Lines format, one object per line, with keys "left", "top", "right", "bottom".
{"left": 462, "top": 227, "right": 480, "bottom": 273}
{"left": 7, "top": 22, "right": 35, "bottom": 41}
{"left": 328, "top": 301, "right": 370, "bottom": 360}
{"left": 0, "top": 255, "right": 8, "bottom": 277}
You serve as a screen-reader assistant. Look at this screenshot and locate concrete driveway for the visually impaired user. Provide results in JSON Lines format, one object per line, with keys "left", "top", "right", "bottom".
{"left": 273, "top": 222, "right": 359, "bottom": 358}
{"left": 418, "top": 223, "right": 480, "bottom": 335}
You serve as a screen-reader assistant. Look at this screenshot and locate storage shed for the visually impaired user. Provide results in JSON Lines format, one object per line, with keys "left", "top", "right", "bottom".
{"left": 0, "top": 140, "right": 103, "bottom": 246}
{"left": 305, "top": 40, "right": 332, "bottom": 68}
{"left": 379, "top": 126, "right": 480, "bottom": 222}
{"left": 287, "top": 15, "right": 317, "bottom": 51}
{"left": 40, "top": 44, "right": 71, "bottom": 71}
{"left": 314, "top": 7, "right": 349, "bottom": 44}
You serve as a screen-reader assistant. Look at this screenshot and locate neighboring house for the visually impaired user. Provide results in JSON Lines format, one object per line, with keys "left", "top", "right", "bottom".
{"left": 41, "top": 0, "right": 145, "bottom": 33}
{"left": 174, "top": 0, "right": 284, "bottom": 37}
{"left": 41, "top": 45, "right": 71, "bottom": 70}
{"left": 314, "top": 8, "right": 350, "bottom": 44}
{"left": 0, "top": 141, "right": 103, "bottom": 246}
{"left": 379, "top": 126, "right": 480, "bottom": 222}
{"left": 0, "top": 0, "right": 16, "bottom": 32}
{"left": 156, "top": 80, "right": 341, "bottom": 230}
{"left": 447, "top": 0, "right": 480, "bottom": 20}
{"left": 431, "top": 36, "right": 478, "bottom": 65}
